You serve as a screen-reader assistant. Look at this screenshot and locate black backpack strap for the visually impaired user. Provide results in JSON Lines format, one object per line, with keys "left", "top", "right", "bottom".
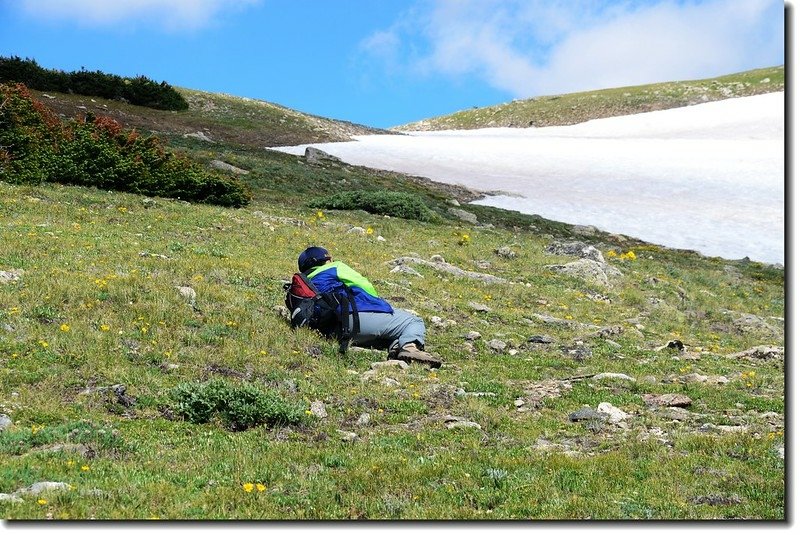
{"left": 336, "top": 285, "right": 359, "bottom": 354}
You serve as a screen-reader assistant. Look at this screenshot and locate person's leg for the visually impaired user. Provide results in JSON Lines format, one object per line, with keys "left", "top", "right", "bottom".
{"left": 347, "top": 310, "right": 440, "bottom": 368}
{"left": 348, "top": 310, "right": 425, "bottom": 349}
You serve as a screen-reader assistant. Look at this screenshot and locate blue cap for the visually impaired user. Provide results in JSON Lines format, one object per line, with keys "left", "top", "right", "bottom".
{"left": 298, "top": 246, "right": 330, "bottom": 272}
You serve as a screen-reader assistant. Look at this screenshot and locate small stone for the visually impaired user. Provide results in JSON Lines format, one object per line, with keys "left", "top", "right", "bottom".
{"left": 597, "top": 402, "right": 629, "bottom": 424}
{"left": 273, "top": 305, "right": 290, "bottom": 320}
{"left": 468, "top": 301, "right": 491, "bottom": 312}
{"left": 209, "top": 160, "right": 249, "bottom": 175}
{"left": 528, "top": 335, "right": 555, "bottom": 344}
{"left": 514, "top": 398, "right": 525, "bottom": 408}
{"left": 371, "top": 360, "right": 409, "bottom": 370}
{"left": 0, "top": 269, "right": 23, "bottom": 284}
{"left": 339, "top": 431, "right": 358, "bottom": 442}
{"left": 465, "top": 331, "right": 482, "bottom": 341}
{"left": 356, "top": 413, "right": 371, "bottom": 426}
{"left": 0, "top": 414, "right": 11, "bottom": 431}
{"left": 381, "top": 377, "right": 401, "bottom": 387}
{"left": 176, "top": 286, "right": 196, "bottom": 307}
{"left": 568, "top": 407, "right": 607, "bottom": 422}
{"left": 430, "top": 255, "right": 446, "bottom": 263}
{"left": 494, "top": 246, "right": 516, "bottom": 259}
{"left": 448, "top": 207, "right": 478, "bottom": 224}
{"left": 347, "top": 226, "right": 366, "bottom": 235}
{"left": 0, "top": 494, "right": 22, "bottom": 503}
{"left": 376, "top": 236, "right": 387, "bottom": 242}
{"left": 592, "top": 372, "right": 635, "bottom": 382}
{"left": 642, "top": 393, "right": 692, "bottom": 408}
{"left": 310, "top": 401, "right": 327, "bottom": 418}
{"left": 488, "top": 339, "right": 506, "bottom": 352}
{"left": 390, "top": 265, "right": 423, "bottom": 277}
{"left": 446, "top": 420, "right": 482, "bottom": 430}
{"left": 21, "top": 482, "right": 70, "bottom": 495}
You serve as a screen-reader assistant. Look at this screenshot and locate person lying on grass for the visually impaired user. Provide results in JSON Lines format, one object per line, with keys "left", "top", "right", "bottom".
{"left": 296, "top": 246, "right": 442, "bottom": 368}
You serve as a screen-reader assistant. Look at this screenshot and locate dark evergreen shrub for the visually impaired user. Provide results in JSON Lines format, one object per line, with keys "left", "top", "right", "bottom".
{"left": 310, "top": 190, "right": 437, "bottom": 222}
{"left": 0, "top": 56, "right": 189, "bottom": 111}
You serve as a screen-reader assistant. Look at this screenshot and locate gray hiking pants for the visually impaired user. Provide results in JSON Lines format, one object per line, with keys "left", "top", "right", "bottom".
{"left": 348, "top": 310, "right": 426, "bottom": 351}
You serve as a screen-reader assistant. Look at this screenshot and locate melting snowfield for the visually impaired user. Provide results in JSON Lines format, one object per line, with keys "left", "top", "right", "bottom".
{"left": 271, "top": 93, "right": 784, "bottom": 264}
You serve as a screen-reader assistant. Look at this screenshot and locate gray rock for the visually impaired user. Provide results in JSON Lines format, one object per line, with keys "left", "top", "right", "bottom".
{"left": 443, "top": 416, "right": 482, "bottom": 430}
{"left": 389, "top": 265, "right": 423, "bottom": 278}
{"left": 465, "top": 331, "right": 482, "bottom": 341}
{"left": 371, "top": 359, "right": 409, "bottom": 370}
{"left": 0, "top": 269, "right": 23, "bottom": 284}
{"left": 528, "top": 335, "right": 556, "bottom": 344}
{"left": 545, "top": 241, "right": 605, "bottom": 263}
{"left": 494, "top": 246, "right": 517, "bottom": 259}
{"left": 572, "top": 224, "right": 599, "bottom": 237}
{"left": 488, "top": 339, "right": 507, "bottom": 352}
{"left": 209, "top": 160, "right": 249, "bottom": 175}
{"left": 446, "top": 420, "right": 482, "bottom": 430}
{"left": 176, "top": 286, "right": 196, "bottom": 307}
{"left": 546, "top": 258, "right": 621, "bottom": 287}
{"left": 568, "top": 407, "right": 608, "bottom": 422}
{"left": 0, "top": 413, "right": 11, "bottom": 431}
{"left": 388, "top": 256, "right": 506, "bottom": 284}
{"left": 381, "top": 377, "right": 401, "bottom": 387}
{"left": 725, "top": 345, "right": 783, "bottom": 361}
{"left": 183, "top": 131, "right": 214, "bottom": 142}
{"left": 730, "top": 312, "right": 781, "bottom": 336}
{"left": 468, "top": 301, "right": 491, "bottom": 312}
{"left": 273, "top": 305, "right": 290, "bottom": 320}
{"left": 20, "top": 481, "right": 70, "bottom": 495}
{"left": 305, "top": 147, "right": 342, "bottom": 164}
{"left": 642, "top": 393, "right": 692, "bottom": 408}
{"left": 356, "top": 413, "right": 371, "bottom": 426}
{"left": 339, "top": 430, "right": 358, "bottom": 442}
{"left": 593, "top": 372, "right": 635, "bottom": 382}
{"left": 597, "top": 402, "right": 629, "bottom": 425}
{"left": 310, "top": 401, "right": 328, "bottom": 418}
{"left": 347, "top": 226, "right": 367, "bottom": 235}
{"left": 0, "top": 493, "right": 22, "bottom": 503}
{"left": 448, "top": 207, "right": 478, "bottom": 224}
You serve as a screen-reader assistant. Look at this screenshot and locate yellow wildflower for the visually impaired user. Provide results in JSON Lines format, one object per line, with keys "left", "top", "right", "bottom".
{"left": 38, "top": 340, "right": 48, "bottom": 348}
{"left": 60, "top": 323, "right": 70, "bottom": 332}
{"left": 99, "top": 324, "right": 110, "bottom": 331}
{"left": 256, "top": 483, "right": 266, "bottom": 492}
{"left": 81, "top": 465, "right": 90, "bottom": 472}
{"left": 242, "top": 483, "right": 254, "bottom": 493}
{"left": 37, "top": 499, "right": 47, "bottom": 505}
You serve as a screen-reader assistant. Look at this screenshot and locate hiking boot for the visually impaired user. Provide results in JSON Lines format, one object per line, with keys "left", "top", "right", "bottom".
{"left": 393, "top": 342, "right": 442, "bottom": 369}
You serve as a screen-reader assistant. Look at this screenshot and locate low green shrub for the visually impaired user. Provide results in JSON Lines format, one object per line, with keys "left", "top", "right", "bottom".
{"left": 0, "top": 55, "right": 188, "bottom": 111}
{"left": 310, "top": 190, "right": 437, "bottom": 222}
{"left": 169, "top": 379, "right": 305, "bottom": 431}
{"left": 0, "top": 83, "right": 251, "bottom": 207}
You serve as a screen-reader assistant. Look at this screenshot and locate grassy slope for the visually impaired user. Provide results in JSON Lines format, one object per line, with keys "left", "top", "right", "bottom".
{"left": 0, "top": 182, "right": 784, "bottom": 520}
{"left": 0, "top": 68, "right": 786, "bottom": 520}
{"left": 395, "top": 66, "right": 785, "bottom": 130}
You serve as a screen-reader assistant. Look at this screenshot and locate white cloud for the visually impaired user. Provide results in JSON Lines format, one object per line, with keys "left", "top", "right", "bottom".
{"left": 17, "top": 0, "right": 261, "bottom": 32}
{"left": 362, "top": 0, "right": 784, "bottom": 98}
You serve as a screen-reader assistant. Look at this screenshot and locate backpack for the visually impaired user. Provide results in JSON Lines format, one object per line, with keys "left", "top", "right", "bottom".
{"left": 283, "top": 271, "right": 360, "bottom": 353}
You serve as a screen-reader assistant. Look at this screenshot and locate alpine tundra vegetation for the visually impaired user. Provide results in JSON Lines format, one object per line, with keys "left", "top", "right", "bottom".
{"left": 0, "top": 66, "right": 785, "bottom": 520}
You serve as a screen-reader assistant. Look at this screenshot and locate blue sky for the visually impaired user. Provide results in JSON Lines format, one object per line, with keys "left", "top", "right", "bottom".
{"left": 0, "top": 0, "right": 785, "bottom": 128}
